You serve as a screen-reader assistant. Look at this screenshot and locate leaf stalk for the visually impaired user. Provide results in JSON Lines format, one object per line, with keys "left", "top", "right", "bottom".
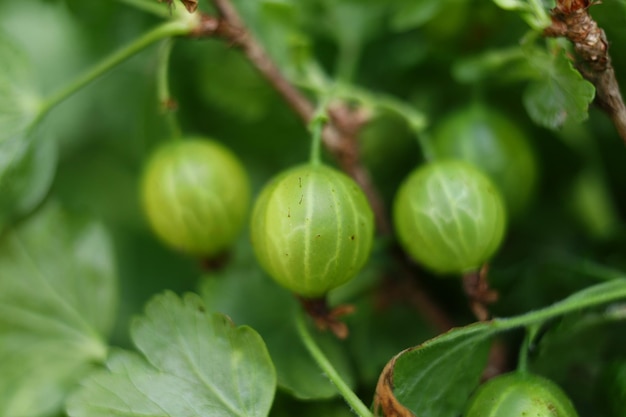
{"left": 295, "top": 311, "right": 374, "bottom": 417}
{"left": 36, "top": 20, "right": 194, "bottom": 124}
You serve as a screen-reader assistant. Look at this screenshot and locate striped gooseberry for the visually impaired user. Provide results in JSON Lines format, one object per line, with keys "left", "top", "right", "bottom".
{"left": 393, "top": 160, "right": 506, "bottom": 275}
{"left": 140, "top": 137, "right": 250, "bottom": 257}
{"left": 464, "top": 372, "right": 579, "bottom": 417}
{"left": 250, "top": 163, "right": 375, "bottom": 298}
{"left": 432, "top": 104, "right": 538, "bottom": 218}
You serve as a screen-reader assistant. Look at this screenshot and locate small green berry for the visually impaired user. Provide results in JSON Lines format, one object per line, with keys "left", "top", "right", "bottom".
{"left": 393, "top": 160, "right": 506, "bottom": 275}
{"left": 465, "top": 372, "right": 579, "bottom": 417}
{"left": 433, "top": 104, "right": 538, "bottom": 218}
{"left": 141, "top": 137, "right": 250, "bottom": 257}
{"left": 250, "top": 164, "right": 375, "bottom": 298}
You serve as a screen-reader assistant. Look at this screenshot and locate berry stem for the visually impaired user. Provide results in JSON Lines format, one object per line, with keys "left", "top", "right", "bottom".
{"left": 308, "top": 98, "right": 330, "bottom": 166}
{"left": 156, "top": 38, "right": 182, "bottom": 139}
{"left": 36, "top": 20, "right": 194, "bottom": 124}
{"left": 295, "top": 311, "right": 373, "bottom": 417}
{"left": 332, "top": 83, "right": 433, "bottom": 161}
{"left": 517, "top": 324, "right": 539, "bottom": 373}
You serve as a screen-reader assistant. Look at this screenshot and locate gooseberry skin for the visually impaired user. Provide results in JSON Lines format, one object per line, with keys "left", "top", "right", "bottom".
{"left": 433, "top": 104, "right": 538, "bottom": 219}
{"left": 250, "top": 164, "right": 375, "bottom": 298}
{"left": 141, "top": 138, "right": 250, "bottom": 257}
{"left": 464, "top": 372, "right": 579, "bottom": 417}
{"left": 393, "top": 160, "right": 506, "bottom": 275}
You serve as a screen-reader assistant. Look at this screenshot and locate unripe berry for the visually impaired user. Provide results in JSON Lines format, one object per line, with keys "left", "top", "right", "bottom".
{"left": 393, "top": 160, "right": 506, "bottom": 275}
{"left": 250, "top": 164, "right": 375, "bottom": 298}
{"left": 141, "top": 138, "right": 250, "bottom": 257}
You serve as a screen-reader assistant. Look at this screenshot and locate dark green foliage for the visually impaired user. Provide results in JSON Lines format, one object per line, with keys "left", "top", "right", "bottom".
{"left": 0, "top": 1, "right": 625, "bottom": 416}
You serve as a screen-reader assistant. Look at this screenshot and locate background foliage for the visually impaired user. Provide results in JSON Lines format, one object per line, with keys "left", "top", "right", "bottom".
{"left": 0, "top": 0, "right": 625, "bottom": 416}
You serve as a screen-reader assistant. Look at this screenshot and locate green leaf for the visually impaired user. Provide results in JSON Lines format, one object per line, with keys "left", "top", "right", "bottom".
{"left": 492, "top": 0, "right": 529, "bottom": 11}
{"left": 0, "top": 202, "right": 116, "bottom": 417}
{"left": 523, "top": 50, "right": 596, "bottom": 129}
{"left": 232, "top": 0, "right": 310, "bottom": 76}
{"left": 0, "top": 33, "right": 57, "bottom": 231}
{"left": 570, "top": 168, "right": 620, "bottom": 240}
{"left": 391, "top": 0, "right": 443, "bottom": 31}
{"left": 0, "top": 129, "right": 58, "bottom": 231}
{"left": 67, "top": 292, "right": 276, "bottom": 417}
{"left": 375, "top": 279, "right": 626, "bottom": 416}
{"left": 194, "top": 44, "right": 274, "bottom": 122}
{"left": 344, "top": 298, "right": 434, "bottom": 386}
{"left": 491, "top": 0, "right": 551, "bottom": 29}
{"left": 452, "top": 47, "right": 533, "bottom": 84}
{"left": 529, "top": 312, "right": 626, "bottom": 411}
{"left": 200, "top": 239, "right": 356, "bottom": 400}
{"left": 318, "top": 0, "right": 387, "bottom": 47}
{"left": 0, "top": 32, "right": 40, "bottom": 141}
{"left": 376, "top": 323, "right": 495, "bottom": 417}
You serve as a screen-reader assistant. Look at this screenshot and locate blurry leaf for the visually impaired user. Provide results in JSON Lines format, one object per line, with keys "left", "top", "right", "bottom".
{"left": 374, "top": 323, "right": 494, "bottom": 417}
{"left": 597, "top": 359, "right": 626, "bottom": 417}
{"left": 492, "top": 0, "right": 529, "bottom": 10}
{"left": 53, "top": 146, "right": 143, "bottom": 229}
{"left": 232, "top": 0, "right": 309, "bottom": 76}
{"left": 271, "top": 395, "right": 355, "bottom": 417}
{"left": 67, "top": 292, "right": 276, "bottom": 417}
{"left": 196, "top": 45, "right": 274, "bottom": 122}
{"left": 0, "top": 203, "right": 117, "bottom": 417}
{"left": 452, "top": 47, "right": 533, "bottom": 84}
{"left": 0, "top": 32, "right": 39, "bottom": 141}
{"left": 345, "top": 298, "right": 433, "bottom": 386}
{"left": 0, "top": 1, "right": 88, "bottom": 94}
{"left": 570, "top": 168, "right": 620, "bottom": 240}
{"left": 319, "top": 0, "right": 387, "bottom": 47}
{"left": 391, "top": 0, "right": 443, "bottom": 31}
{"left": 0, "top": 32, "right": 57, "bottom": 231}
{"left": 523, "top": 50, "right": 595, "bottom": 129}
{"left": 491, "top": 0, "right": 550, "bottom": 29}
{"left": 530, "top": 312, "right": 626, "bottom": 414}
{"left": 0, "top": 129, "right": 58, "bottom": 231}
{"left": 200, "top": 239, "right": 356, "bottom": 400}
{"left": 453, "top": 46, "right": 595, "bottom": 129}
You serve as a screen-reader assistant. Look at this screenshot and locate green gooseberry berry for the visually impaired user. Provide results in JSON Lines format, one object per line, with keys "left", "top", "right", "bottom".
{"left": 465, "top": 372, "right": 579, "bottom": 417}
{"left": 393, "top": 160, "right": 506, "bottom": 275}
{"left": 141, "top": 137, "right": 250, "bottom": 257}
{"left": 250, "top": 163, "right": 375, "bottom": 298}
{"left": 432, "top": 104, "right": 538, "bottom": 219}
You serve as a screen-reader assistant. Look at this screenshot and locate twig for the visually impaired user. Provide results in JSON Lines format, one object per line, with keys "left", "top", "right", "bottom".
{"left": 199, "top": 0, "right": 390, "bottom": 233}
{"left": 198, "top": 0, "right": 454, "bottom": 334}
{"left": 201, "top": 2, "right": 314, "bottom": 124}
{"left": 544, "top": 0, "right": 626, "bottom": 144}
{"left": 462, "top": 264, "right": 499, "bottom": 322}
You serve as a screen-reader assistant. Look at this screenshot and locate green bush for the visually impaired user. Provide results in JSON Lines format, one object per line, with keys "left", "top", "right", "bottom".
{"left": 0, "top": 1, "right": 625, "bottom": 416}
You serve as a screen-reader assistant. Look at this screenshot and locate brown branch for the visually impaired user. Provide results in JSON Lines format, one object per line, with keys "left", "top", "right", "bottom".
{"left": 192, "top": 14, "right": 314, "bottom": 123}
{"left": 544, "top": 0, "right": 626, "bottom": 144}
{"left": 462, "top": 264, "right": 499, "bottom": 322}
{"left": 198, "top": 0, "right": 396, "bottom": 234}
{"left": 194, "top": 0, "right": 455, "bottom": 335}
